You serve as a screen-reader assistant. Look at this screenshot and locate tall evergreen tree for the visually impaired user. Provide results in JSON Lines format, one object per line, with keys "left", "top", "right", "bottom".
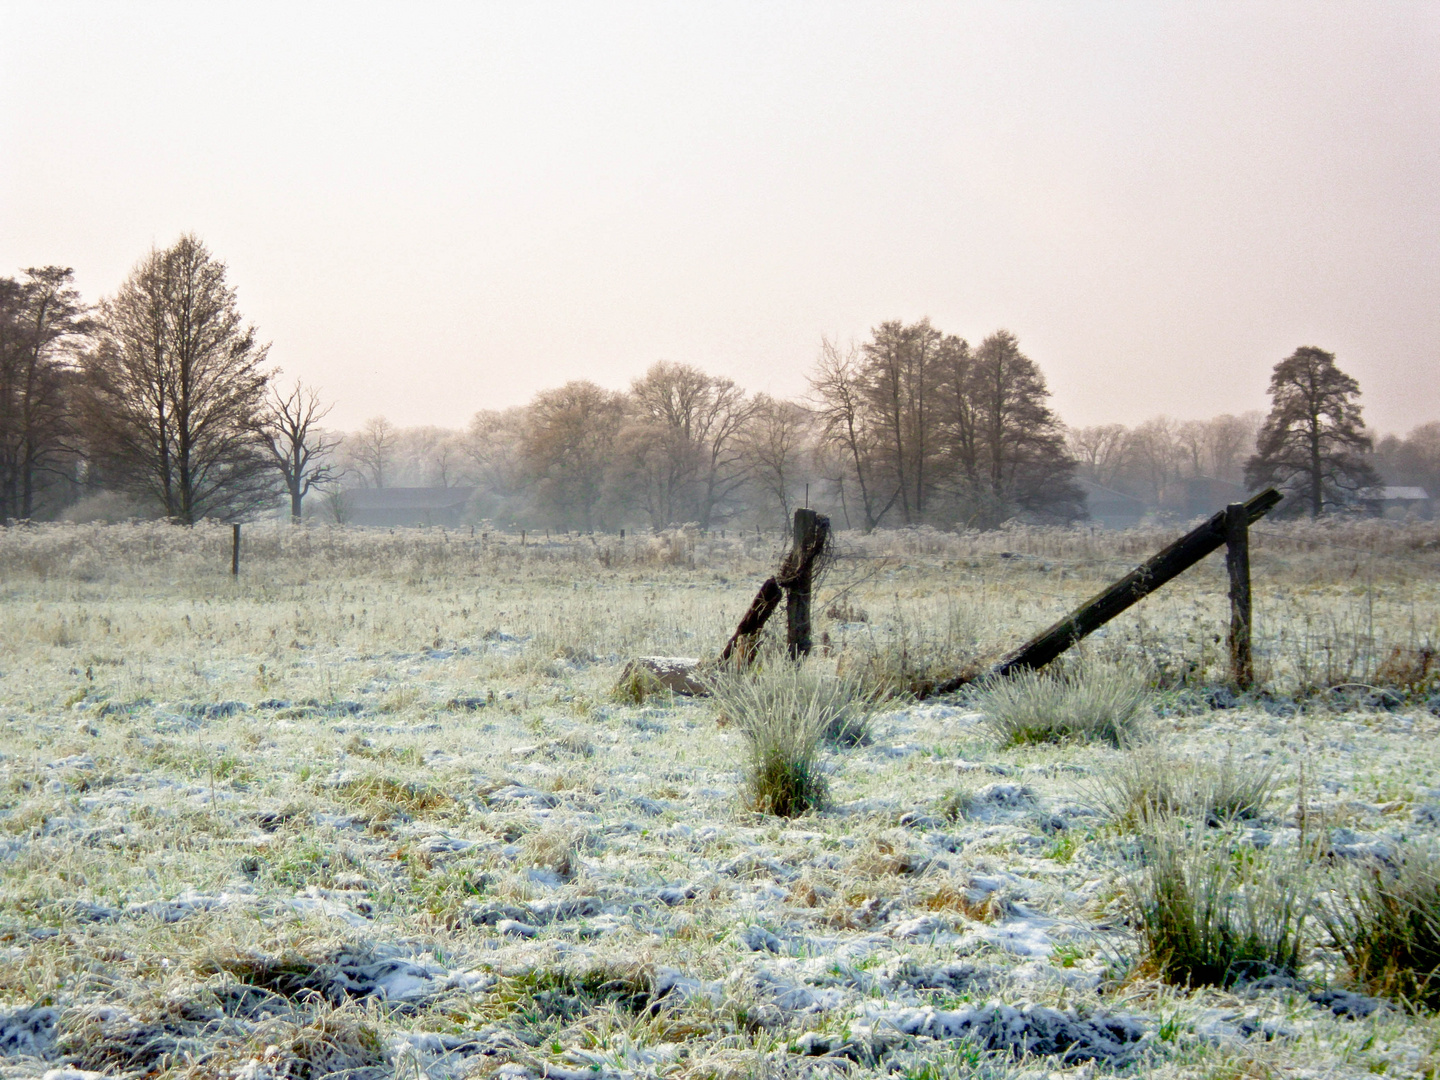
{"left": 0, "top": 268, "right": 90, "bottom": 519}
{"left": 1245, "top": 346, "right": 1378, "bottom": 517}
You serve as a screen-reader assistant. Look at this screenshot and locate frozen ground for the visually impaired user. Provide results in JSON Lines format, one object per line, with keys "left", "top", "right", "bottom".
{"left": 0, "top": 521, "right": 1436, "bottom": 1078}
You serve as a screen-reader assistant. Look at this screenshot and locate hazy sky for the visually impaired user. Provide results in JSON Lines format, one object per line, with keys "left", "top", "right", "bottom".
{"left": 2, "top": 3, "right": 1437, "bottom": 434}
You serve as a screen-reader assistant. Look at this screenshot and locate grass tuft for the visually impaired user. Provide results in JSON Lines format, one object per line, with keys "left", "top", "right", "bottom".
{"left": 707, "top": 659, "right": 872, "bottom": 816}
{"left": 977, "top": 661, "right": 1148, "bottom": 748}
{"left": 1089, "top": 747, "right": 1280, "bottom": 828}
{"left": 1322, "top": 844, "right": 1440, "bottom": 1010}
{"left": 327, "top": 775, "right": 456, "bottom": 820}
{"left": 1125, "top": 824, "right": 1309, "bottom": 988}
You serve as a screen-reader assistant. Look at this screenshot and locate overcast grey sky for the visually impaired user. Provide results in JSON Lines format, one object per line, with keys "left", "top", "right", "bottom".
{"left": 2, "top": 2, "right": 1436, "bottom": 433}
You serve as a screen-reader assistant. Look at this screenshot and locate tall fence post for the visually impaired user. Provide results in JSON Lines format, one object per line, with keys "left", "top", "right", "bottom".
{"left": 1225, "top": 503, "right": 1253, "bottom": 690}
{"left": 231, "top": 523, "right": 241, "bottom": 577}
{"left": 787, "top": 509, "right": 820, "bottom": 658}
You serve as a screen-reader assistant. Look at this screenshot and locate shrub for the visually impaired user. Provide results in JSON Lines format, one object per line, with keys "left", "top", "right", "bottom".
{"left": 1322, "top": 845, "right": 1440, "bottom": 1010}
{"left": 1089, "top": 748, "right": 1279, "bottom": 828}
{"left": 977, "top": 661, "right": 1148, "bottom": 748}
{"left": 1126, "top": 825, "right": 1309, "bottom": 988}
{"left": 707, "top": 659, "right": 873, "bottom": 816}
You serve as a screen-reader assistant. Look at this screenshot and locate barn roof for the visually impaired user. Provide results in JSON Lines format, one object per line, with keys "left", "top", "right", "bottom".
{"left": 344, "top": 487, "right": 475, "bottom": 511}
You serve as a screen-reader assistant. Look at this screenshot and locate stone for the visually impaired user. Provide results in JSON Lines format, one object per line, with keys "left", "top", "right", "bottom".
{"left": 622, "top": 656, "right": 706, "bottom": 696}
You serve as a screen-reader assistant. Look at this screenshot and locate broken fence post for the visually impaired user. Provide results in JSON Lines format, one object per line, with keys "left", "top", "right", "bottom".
{"left": 930, "top": 487, "right": 1282, "bottom": 694}
{"left": 719, "top": 576, "right": 784, "bottom": 665}
{"left": 1225, "top": 502, "right": 1254, "bottom": 691}
{"left": 784, "top": 508, "right": 828, "bottom": 659}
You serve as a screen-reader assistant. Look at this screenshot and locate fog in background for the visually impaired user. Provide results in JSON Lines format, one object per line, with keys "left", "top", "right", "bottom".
{"left": 2, "top": 3, "right": 1436, "bottom": 433}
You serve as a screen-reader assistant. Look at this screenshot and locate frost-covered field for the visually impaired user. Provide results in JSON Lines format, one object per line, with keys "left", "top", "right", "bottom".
{"left": 0, "top": 520, "right": 1438, "bottom": 1079}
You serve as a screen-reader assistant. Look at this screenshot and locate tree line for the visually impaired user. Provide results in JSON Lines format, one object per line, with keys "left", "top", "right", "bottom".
{"left": 2, "top": 234, "right": 1433, "bottom": 529}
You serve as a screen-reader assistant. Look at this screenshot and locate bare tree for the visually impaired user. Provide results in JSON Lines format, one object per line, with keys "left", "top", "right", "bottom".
{"left": 520, "top": 381, "right": 626, "bottom": 530}
{"left": 466, "top": 407, "right": 528, "bottom": 496}
{"left": 260, "top": 379, "right": 341, "bottom": 522}
{"left": 1067, "top": 424, "right": 1130, "bottom": 488}
{"left": 861, "top": 319, "right": 946, "bottom": 524}
{"left": 83, "top": 235, "right": 273, "bottom": 523}
{"left": 1202, "top": 412, "right": 1261, "bottom": 484}
{"left": 1124, "top": 416, "right": 1184, "bottom": 506}
{"left": 1374, "top": 421, "right": 1440, "bottom": 498}
{"left": 741, "top": 394, "right": 814, "bottom": 528}
{"left": 349, "top": 416, "right": 396, "bottom": 488}
{"left": 627, "top": 361, "right": 752, "bottom": 528}
{"left": 809, "top": 337, "right": 887, "bottom": 531}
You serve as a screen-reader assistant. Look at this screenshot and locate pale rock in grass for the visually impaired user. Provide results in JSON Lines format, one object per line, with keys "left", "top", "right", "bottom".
{"left": 623, "top": 656, "right": 705, "bottom": 695}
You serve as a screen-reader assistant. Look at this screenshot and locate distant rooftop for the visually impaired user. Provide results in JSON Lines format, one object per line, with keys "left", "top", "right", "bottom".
{"left": 1373, "top": 486, "right": 1430, "bottom": 501}
{"left": 344, "top": 487, "right": 474, "bottom": 511}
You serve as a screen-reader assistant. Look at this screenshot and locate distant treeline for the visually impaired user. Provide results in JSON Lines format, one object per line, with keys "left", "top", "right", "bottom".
{"left": 3, "top": 235, "right": 1435, "bottom": 529}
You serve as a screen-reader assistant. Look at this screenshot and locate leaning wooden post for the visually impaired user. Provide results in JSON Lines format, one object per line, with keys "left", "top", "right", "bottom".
{"left": 928, "top": 487, "right": 1282, "bottom": 695}
{"left": 720, "top": 577, "right": 784, "bottom": 665}
{"left": 1225, "top": 503, "right": 1254, "bottom": 691}
{"left": 231, "top": 523, "right": 240, "bottom": 577}
{"left": 787, "top": 509, "right": 820, "bottom": 658}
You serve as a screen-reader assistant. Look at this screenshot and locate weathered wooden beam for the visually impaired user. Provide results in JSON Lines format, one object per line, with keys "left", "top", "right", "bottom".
{"left": 719, "top": 576, "right": 784, "bottom": 664}
{"left": 1226, "top": 502, "right": 1254, "bottom": 691}
{"left": 931, "top": 487, "right": 1282, "bottom": 693}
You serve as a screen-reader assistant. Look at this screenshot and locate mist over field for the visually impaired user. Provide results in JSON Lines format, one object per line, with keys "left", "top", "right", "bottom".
{"left": 1, "top": 6, "right": 1439, "bottom": 1080}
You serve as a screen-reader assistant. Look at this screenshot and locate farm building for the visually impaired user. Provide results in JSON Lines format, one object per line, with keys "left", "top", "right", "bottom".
{"left": 341, "top": 487, "right": 476, "bottom": 528}
{"left": 1360, "top": 485, "right": 1433, "bottom": 520}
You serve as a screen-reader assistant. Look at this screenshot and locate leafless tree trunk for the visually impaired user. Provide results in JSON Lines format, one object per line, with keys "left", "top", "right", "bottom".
{"left": 260, "top": 379, "right": 340, "bottom": 522}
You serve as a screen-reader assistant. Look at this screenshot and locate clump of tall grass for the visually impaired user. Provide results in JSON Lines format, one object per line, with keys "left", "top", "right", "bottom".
{"left": 1322, "top": 845, "right": 1440, "bottom": 1010}
{"left": 976, "top": 661, "right": 1149, "bottom": 748}
{"left": 707, "top": 659, "right": 874, "bottom": 816}
{"left": 1126, "top": 824, "right": 1309, "bottom": 988}
{"left": 1089, "top": 747, "right": 1280, "bottom": 827}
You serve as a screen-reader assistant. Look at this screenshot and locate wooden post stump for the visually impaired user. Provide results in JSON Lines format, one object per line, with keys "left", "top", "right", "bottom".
{"left": 1225, "top": 502, "right": 1254, "bottom": 691}
{"left": 231, "top": 524, "right": 240, "bottom": 576}
{"left": 786, "top": 509, "right": 823, "bottom": 658}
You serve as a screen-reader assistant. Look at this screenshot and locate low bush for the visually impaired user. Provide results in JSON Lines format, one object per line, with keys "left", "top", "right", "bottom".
{"left": 707, "top": 659, "right": 874, "bottom": 816}
{"left": 1126, "top": 825, "right": 1309, "bottom": 988}
{"left": 977, "top": 661, "right": 1148, "bottom": 748}
{"left": 1322, "top": 845, "right": 1440, "bottom": 1010}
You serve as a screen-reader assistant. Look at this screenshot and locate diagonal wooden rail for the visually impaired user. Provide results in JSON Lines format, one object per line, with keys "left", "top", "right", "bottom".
{"left": 927, "top": 486, "right": 1282, "bottom": 695}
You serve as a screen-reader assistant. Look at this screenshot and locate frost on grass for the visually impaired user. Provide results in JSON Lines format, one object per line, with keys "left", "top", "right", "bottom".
{"left": 0, "top": 522, "right": 1437, "bottom": 1078}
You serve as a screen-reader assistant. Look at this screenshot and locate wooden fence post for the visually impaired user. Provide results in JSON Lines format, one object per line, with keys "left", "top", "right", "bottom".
{"left": 787, "top": 509, "right": 820, "bottom": 658}
{"left": 231, "top": 524, "right": 240, "bottom": 577}
{"left": 1225, "top": 503, "right": 1253, "bottom": 690}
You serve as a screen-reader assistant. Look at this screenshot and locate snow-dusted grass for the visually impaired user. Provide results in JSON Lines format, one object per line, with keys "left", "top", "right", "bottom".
{"left": 1323, "top": 843, "right": 1440, "bottom": 1011}
{"left": 976, "top": 661, "right": 1149, "bottom": 748}
{"left": 0, "top": 520, "right": 1435, "bottom": 1077}
{"left": 1125, "top": 824, "right": 1311, "bottom": 989}
{"left": 707, "top": 658, "right": 873, "bottom": 816}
